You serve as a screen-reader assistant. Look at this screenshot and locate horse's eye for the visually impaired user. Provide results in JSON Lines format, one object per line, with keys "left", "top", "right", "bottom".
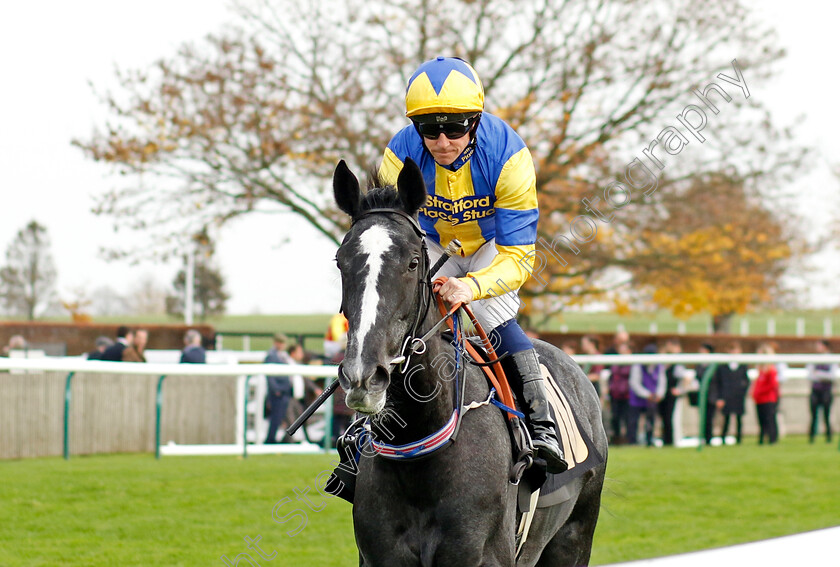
{"left": 408, "top": 257, "right": 420, "bottom": 271}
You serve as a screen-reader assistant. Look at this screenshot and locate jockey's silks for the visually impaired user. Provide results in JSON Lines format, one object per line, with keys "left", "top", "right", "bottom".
{"left": 379, "top": 113, "right": 538, "bottom": 301}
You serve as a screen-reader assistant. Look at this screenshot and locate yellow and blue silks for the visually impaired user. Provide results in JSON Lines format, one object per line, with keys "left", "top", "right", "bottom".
{"left": 379, "top": 112, "right": 539, "bottom": 302}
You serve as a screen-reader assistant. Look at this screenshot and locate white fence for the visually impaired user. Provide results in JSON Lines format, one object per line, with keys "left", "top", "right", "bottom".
{"left": 1, "top": 353, "right": 837, "bottom": 459}
{"left": 0, "top": 355, "right": 338, "bottom": 460}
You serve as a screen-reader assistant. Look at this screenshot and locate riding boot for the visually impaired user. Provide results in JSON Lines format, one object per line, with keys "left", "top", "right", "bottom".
{"left": 510, "top": 349, "right": 569, "bottom": 474}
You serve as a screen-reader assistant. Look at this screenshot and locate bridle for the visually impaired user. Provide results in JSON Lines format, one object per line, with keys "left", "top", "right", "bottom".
{"left": 348, "top": 207, "right": 435, "bottom": 375}
{"left": 339, "top": 206, "right": 524, "bottom": 462}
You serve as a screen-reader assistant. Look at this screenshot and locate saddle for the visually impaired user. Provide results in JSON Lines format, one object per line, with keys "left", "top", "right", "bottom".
{"left": 467, "top": 337, "right": 604, "bottom": 507}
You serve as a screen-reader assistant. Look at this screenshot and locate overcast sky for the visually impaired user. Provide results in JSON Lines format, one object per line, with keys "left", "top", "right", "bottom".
{"left": 0, "top": 1, "right": 837, "bottom": 316}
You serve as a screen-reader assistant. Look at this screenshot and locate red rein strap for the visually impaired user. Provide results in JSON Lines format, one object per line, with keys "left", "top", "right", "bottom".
{"left": 432, "top": 277, "right": 519, "bottom": 419}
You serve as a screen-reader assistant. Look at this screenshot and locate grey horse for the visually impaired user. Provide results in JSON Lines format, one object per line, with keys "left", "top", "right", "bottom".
{"left": 332, "top": 158, "right": 608, "bottom": 566}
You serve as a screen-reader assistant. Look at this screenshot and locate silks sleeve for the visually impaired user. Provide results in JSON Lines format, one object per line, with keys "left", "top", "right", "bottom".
{"left": 462, "top": 147, "right": 539, "bottom": 301}
{"left": 379, "top": 147, "right": 405, "bottom": 187}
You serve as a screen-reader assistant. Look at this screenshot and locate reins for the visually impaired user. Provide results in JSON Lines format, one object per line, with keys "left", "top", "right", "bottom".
{"left": 430, "top": 279, "right": 520, "bottom": 420}
{"left": 289, "top": 206, "right": 523, "bottom": 454}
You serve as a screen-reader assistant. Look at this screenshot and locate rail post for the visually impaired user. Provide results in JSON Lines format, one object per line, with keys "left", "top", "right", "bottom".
{"left": 243, "top": 375, "right": 253, "bottom": 458}
{"left": 696, "top": 364, "right": 718, "bottom": 452}
{"left": 62, "top": 372, "right": 75, "bottom": 460}
{"left": 155, "top": 375, "right": 167, "bottom": 460}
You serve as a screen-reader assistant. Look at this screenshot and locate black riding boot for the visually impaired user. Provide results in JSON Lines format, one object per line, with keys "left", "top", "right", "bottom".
{"left": 511, "top": 349, "right": 568, "bottom": 474}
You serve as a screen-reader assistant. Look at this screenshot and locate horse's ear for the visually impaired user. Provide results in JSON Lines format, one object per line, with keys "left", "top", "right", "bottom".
{"left": 333, "top": 160, "right": 362, "bottom": 218}
{"left": 396, "top": 158, "right": 427, "bottom": 215}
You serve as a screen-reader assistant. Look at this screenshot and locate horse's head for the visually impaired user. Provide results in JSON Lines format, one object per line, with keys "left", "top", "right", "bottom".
{"left": 332, "top": 158, "right": 428, "bottom": 415}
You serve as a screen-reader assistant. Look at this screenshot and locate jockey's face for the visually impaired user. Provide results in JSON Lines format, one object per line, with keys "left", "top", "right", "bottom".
{"left": 423, "top": 131, "right": 471, "bottom": 166}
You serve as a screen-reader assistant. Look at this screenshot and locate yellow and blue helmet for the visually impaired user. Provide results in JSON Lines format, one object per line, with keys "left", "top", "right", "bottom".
{"left": 405, "top": 57, "right": 485, "bottom": 118}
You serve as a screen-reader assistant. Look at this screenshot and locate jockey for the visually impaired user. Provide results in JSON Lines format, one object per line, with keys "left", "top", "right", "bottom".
{"left": 379, "top": 56, "right": 567, "bottom": 474}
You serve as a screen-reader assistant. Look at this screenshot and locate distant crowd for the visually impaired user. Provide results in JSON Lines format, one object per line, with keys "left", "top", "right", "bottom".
{"left": 83, "top": 325, "right": 209, "bottom": 364}
{"left": 4, "top": 317, "right": 834, "bottom": 447}
{"left": 562, "top": 332, "right": 837, "bottom": 447}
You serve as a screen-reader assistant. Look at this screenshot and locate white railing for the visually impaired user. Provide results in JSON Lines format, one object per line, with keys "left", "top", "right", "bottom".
{"left": 1, "top": 353, "right": 837, "bottom": 459}
{"left": 0, "top": 356, "right": 339, "bottom": 460}
{"left": 570, "top": 353, "right": 840, "bottom": 366}
{"left": 0, "top": 356, "right": 339, "bottom": 377}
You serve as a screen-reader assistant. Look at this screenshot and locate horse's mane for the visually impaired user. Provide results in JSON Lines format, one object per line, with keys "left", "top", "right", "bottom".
{"left": 359, "top": 168, "right": 401, "bottom": 214}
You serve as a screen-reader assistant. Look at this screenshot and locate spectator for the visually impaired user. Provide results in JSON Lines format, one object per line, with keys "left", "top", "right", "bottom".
{"left": 752, "top": 343, "right": 780, "bottom": 445}
{"left": 604, "top": 330, "right": 630, "bottom": 355}
{"left": 264, "top": 333, "right": 294, "bottom": 444}
{"left": 101, "top": 326, "right": 134, "bottom": 361}
{"left": 561, "top": 341, "right": 577, "bottom": 357}
{"left": 580, "top": 335, "right": 604, "bottom": 400}
{"left": 659, "top": 338, "right": 688, "bottom": 447}
{"left": 693, "top": 343, "right": 717, "bottom": 445}
{"left": 627, "top": 343, "right": 665, "bottom": 446}
{"left": 713, "top": 341, "right": 750, "bottom": 445}
{"left": 324, "top": 313, "right": 349, "bottom": 361}
{"left": 2, "top": 335, "right": 27, "bottom": 356}
{"left": 291, "top": 343, "right": 323, "bottom": 403}
{"left": 180, "top": 329, "right": 206, "bottom": 363}
{"left": 86, "top": 336, "right": 114, "bottom": 360}
{"left": 123, "top": 329, "right": 148, "bottom": 362}
{"left": 608, "top": 341, "right": 633, "bottom": 445}
{"left": 806, "top": 340, "right": 836, "bottom": 443}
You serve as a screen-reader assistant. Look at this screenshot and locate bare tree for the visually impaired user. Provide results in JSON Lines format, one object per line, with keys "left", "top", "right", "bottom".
{"left": 75, "top": 0, "right": 805, "bottom": 313}
{"left": 0, "top": 220, "right": 58, "bottom": 320}
{"left": 167, "top": 261, "right": 229, "bottom": 321}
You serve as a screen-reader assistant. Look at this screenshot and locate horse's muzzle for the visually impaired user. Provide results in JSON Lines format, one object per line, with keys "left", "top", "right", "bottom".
{"left": 340, "top": 363, "right": 390, "bottom": 414}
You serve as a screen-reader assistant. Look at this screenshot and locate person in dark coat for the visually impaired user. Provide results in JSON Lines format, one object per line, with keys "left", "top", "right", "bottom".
{"left": 807, "top": 340, "right": 837, "bottom": 443}
{"left": 264, "top": 334, "right": 294, "bottom": 444}
{"left": 692, "top": 343, "right": 717, "bottom": 445}
{"left": 180, "top": 329, "right": 206, "bottom": 363}
{"left": 608, "top": 341, "right": 633, "bottom": 445}
{"left": 101, "top": 326, "right": 133, "bottom": 361}
{"left": 86, "top": 336, "right": 114, "bottom": 360}
{"left": 713, "top": 341, "right": 750, "bottom": 444}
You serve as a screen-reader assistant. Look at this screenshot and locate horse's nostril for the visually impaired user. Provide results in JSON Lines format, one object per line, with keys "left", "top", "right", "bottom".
{"left": 366, "top": 365, "right": 391, "bottom": 393}
{"left": 337, "top": 365, "right": 351, "bottom": 390}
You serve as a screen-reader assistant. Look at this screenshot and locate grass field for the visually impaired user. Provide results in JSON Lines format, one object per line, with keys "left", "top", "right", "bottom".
{"left": 1, "top": 436, "right": 838, "bottom": 566}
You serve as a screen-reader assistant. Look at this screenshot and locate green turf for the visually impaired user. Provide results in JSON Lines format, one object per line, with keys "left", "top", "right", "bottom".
{"left": 592, "top": 436, "right": 840, "bottom": 564}
{"left": 0, "top": 454, "right": 355, "bottom": 566}
{"left": 1, "top": 436, "right": 837, "bottom": 566}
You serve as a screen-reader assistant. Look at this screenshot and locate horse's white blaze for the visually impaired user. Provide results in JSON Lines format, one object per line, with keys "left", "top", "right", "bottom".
{"left": 354, "top": 225, "right": 393, "bottom": 368}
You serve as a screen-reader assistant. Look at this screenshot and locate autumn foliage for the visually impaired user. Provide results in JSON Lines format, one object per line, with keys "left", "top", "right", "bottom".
{"left": 74, "top": 0, "right": 807, "bottom": 321}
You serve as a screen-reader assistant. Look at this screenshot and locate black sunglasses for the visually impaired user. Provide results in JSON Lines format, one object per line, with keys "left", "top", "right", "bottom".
{"left": 414, "top": 115, "right": 479, "bottom": 140}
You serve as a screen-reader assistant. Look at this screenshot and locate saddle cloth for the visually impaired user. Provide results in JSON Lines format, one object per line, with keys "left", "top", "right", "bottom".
{"left": 534, "top": 363, "right": 605, "bottom": 508}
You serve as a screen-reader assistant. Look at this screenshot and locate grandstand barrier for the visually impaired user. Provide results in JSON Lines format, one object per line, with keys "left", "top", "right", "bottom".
{"left": 0, "top": 353, "right": 838, "bottom": 460}
{"left": 0, "top": 357, "right": 338, "bottom": 460}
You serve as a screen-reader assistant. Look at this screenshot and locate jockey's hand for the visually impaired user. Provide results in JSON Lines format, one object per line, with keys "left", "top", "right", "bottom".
{"left": 439, "top": 277, "right": 474, "bottom": 306}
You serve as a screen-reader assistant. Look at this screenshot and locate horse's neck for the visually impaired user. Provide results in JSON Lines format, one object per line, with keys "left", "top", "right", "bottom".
{"left": 370, "top": 315, "right": 458, "bottom": 445}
